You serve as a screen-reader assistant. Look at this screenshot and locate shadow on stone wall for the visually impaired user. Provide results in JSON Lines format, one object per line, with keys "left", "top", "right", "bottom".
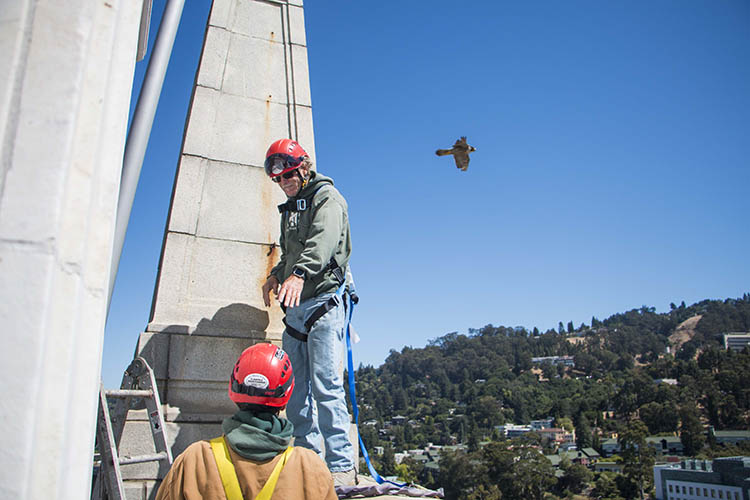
{"left": 193, "top": 302, "right": 270, "bottom": 337}
{"left": 134, "top": 303, "right": 273, "bottom": 499}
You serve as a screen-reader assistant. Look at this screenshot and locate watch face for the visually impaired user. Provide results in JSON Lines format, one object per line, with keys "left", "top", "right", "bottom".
{"left": 293, "top": 268, "right": 305, "bottom": 278}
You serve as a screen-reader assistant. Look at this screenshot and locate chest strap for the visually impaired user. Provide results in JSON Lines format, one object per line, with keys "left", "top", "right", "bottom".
{"left": 277, "top": 184, "right": 328, "bottom": 214}
{"left": 209, "top": 436, "right": 293, "bottom": 500}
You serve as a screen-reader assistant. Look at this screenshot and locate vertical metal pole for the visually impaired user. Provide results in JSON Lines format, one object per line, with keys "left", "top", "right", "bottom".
{"left": 108, "top": 0, "right": 186, "bottom": 312}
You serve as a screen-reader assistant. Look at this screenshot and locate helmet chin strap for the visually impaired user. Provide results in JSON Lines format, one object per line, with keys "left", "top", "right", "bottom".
{"left": 297, "top": 169, "right": 309, "bottom": 190}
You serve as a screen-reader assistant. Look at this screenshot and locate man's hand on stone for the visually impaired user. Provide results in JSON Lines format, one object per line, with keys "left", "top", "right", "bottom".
{"left": 278, "top": 275, "right": 304, "bottom": 308}
{"left": 262, "top": 276, "right": 279, "bottom": 307}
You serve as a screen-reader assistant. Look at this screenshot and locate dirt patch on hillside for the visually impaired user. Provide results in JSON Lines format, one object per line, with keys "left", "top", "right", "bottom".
{"left": 565, "top": 336, "right": 587, "bottom": 345}
{"left": 669, "top": 315, "right": 702, "bottom": 352}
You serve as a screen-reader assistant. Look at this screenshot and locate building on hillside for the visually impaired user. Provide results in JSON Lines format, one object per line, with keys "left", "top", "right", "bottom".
{"left": 646, "top": 436, "right": 685, "bottom": 456}
{"left": 545, "top": 448, "right": 601, "bottom": 469}
{"left": 596, "top": 462, "right": 625, "bottom": 473}
{"left": 601, "top": 438, "right": 621, "bottom": 456}
{"left": 559, "top": 441, "right": 578, "bottom": 451}
{"left": 711, "top": 429, "right": 750, "bottom": 447}
{"left": 496, "top": 424, "right": 532, "bottom": 437}
{"left": 653, "top": 456, "right": 750, "bottom": 500}
{"left": 601, "top": 436, "right": 685, "bottom": 457}
{"left": 531, "top": 355, "right": 576, "bottom": 367}
{"left": 531, "top": 418, "right": 555, "bottom": 430}
{"left": 654, "top": 378, "right": 679, "bottom": 385}
{"left": 538, "top": 427, "right": 576, "bottom": 446}
{"left": 723, "top": 333, "right": 750, "bottom": 352}
{"left": 582, "top": 448, "right": 602, "bottom": 461}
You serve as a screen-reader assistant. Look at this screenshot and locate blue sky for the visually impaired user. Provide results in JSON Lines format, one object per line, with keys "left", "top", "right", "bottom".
{"left": 103, "top": 0, "right": 750, "bottom": 388}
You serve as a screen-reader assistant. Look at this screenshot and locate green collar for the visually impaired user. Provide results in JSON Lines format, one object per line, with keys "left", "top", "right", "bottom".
{"left": 221, "top": 410, "right": 294, "bottom": 461}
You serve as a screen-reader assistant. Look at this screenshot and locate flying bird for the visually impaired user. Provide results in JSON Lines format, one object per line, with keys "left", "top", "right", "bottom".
{"left": 435, "top": 136, "right": 476, "bottom": 171}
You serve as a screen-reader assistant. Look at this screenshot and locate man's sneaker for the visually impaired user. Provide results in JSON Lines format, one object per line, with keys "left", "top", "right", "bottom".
{"left": 332, "top": 468, "right": 357, "bottom": 487}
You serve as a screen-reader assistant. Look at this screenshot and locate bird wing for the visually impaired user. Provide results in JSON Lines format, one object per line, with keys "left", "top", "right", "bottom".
{"left": 453, "top": 152, "right": 470, "bottom": 171}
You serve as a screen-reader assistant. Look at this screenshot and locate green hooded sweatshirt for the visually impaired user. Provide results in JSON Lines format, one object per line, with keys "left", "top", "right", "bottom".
{"left": 270, "top": 171, "right": 351, "bottom": 302}
{"left": 222, "top": 410, "right": 294, "bottom": 461}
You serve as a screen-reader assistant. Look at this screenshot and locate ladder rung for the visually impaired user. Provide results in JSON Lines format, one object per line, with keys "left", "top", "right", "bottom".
{"left": 118, "top": 452, "right": 169, "bottom": 465}
{"left": 104, "top": 389, "right": 153, "bottom": 398}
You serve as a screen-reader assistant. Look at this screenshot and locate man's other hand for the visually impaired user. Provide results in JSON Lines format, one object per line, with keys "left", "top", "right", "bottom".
{"left": 262, "top": 276, "right": 280, "bottom": 307}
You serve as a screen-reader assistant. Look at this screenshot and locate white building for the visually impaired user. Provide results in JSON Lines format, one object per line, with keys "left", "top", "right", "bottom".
{"left": 723, "top": 333, "right": 750, "bottom": 352}
{"left": 653, "top": 457, "right": 750, "bottom": 500}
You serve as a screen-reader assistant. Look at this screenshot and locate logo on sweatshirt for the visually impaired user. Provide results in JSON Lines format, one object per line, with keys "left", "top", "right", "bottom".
{"left": 287, "top": 212, "right": 299, "bottom": 230}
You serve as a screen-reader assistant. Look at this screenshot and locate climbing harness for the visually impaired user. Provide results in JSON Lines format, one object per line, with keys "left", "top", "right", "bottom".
{"left": 282, "top": 257, "right": 346, "bottom": 342}
{"left": 344, "top": 295, "right": 406, "bottom": 488}
{"left": 277, "top": 183, "right": 329, "bottom": 214}
{"left": 210, "top": 436, "right": 294, "bottom": 500}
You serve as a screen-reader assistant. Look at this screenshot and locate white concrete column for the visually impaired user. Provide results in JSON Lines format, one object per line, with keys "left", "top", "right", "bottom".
{"left": 0, "top": 1, "right": 143, "bottom": 499}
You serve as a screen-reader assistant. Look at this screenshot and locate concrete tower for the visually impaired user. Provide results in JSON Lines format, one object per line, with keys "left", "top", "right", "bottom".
{"left": 119, "top": 0, "right": 316, "bottom": 496}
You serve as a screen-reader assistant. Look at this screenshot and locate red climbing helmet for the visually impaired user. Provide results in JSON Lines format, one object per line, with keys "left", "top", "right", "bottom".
{"left": 264, "top": 139, "right": 308, "bottom": 180}
{"left": 229, "top": 343, "right": 295, "bottom": 407}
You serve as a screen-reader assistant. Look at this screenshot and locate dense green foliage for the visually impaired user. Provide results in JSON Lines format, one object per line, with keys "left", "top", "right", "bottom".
{"left": 348, "top": 295, "right": 750, "bottom": 498}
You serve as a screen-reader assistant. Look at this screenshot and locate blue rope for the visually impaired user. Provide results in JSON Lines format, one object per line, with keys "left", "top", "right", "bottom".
{"left": 344, "top": 296, "right": 406, "bottom": 488}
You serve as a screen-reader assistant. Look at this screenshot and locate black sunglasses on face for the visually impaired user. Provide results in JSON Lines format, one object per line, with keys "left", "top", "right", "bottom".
{"left": 271, "top": 169, "right": 299, "bottom": 183}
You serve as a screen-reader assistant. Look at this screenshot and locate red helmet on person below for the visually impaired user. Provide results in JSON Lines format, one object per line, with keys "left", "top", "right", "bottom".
{"left": 264, "top": 139, "right": 308, "bottom": 180}
{"left": 229, "top": 343, "right": 295, "bottom": 407}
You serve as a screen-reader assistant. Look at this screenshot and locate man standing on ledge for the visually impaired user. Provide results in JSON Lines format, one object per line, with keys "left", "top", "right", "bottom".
{"left": 261, "top": 138, "right": 357, "bottom": 486}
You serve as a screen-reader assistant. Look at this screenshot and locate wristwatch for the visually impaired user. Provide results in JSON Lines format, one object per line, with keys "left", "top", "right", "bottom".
{"left": 292, "top": 267, "right": 306, "bottom": 280}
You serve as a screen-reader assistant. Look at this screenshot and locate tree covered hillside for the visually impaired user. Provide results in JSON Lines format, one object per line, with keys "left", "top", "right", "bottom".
{"left": 351, "top": 294, "right": 750, "bottom": 452}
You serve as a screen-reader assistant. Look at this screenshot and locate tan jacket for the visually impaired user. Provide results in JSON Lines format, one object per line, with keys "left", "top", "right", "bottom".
{"left": 154, "top": 441, "right": 338, "bottom": 500}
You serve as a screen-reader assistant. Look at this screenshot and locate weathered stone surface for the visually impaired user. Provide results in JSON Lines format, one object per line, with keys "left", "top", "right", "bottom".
{"left": 183, "top": 87, "right": 292, "bottom": 166}
{"left": 148, "top": 233, "right": 285, "bottom": 334}
{"left": 195, "top": 159, "right": 285, "bottom": 242}
{"left": 0, "top": 1, "right": 141, "bottom": 498}
{"left": 288, "top": 4, "right": 307, "bottom": 47}
{"left": 195, "top": 27, "right": 230, "bottom": 90}
{"left": 230, "top": 0, "right": 283, "bottom": 41}
{"left": 223, "top": 33, "right": 287, "bottom": 101}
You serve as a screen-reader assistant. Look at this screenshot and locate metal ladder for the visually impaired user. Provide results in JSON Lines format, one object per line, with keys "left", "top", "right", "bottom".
{"left": 92, "top": 357, "right": 173, "bottom": 500}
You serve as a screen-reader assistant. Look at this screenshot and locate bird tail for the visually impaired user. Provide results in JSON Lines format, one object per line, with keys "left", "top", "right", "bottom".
{"left": 435, "top": 149, "right": 451, "bottom": 156}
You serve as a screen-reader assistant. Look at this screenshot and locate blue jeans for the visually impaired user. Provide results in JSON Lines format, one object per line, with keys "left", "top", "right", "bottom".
{"left": 282, "top": 291, "right": 355, "bottom": 472}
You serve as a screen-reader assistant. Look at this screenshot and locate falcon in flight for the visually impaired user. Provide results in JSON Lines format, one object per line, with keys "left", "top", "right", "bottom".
{"left": 435, "top": 136, "right": 476, "bottom": 171}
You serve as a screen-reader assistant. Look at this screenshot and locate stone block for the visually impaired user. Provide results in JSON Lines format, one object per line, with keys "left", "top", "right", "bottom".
{"left": 194, "top": 159, "right": 285, "bottom": 242}
{"left": 148, "top": 233, "right": 286, "bottom": 333}
{"left": 208, "top": 0, "right": 232, "bottom": 29}
{"left": 135, "top": 332, "right": 283, "bottom": 415}
{"left": 288, "top": 4, "right": 306, "bottom": 47}
{"left": 290, "top": 44, "right": 312, "bottom": 106}
{"left": 122, "top": 479, "right": 159, "bottom": 500}
{"left": 223, "top": 33, "right": 286, "bottom": 102}
{"left": 183, "top": 87, "right": 291, "bottom": 166}
{"left": 167, "top": 154, "right": 206, "bottom": 234}
{"left": 196, "top": 26, "right": 229, "bottom": 90}
{"left": 231, "top": 0, "right": 283, "bottom": 41}
{"left": 119, "top": 418, "right": 223, "bottom": 480}
{"left": 294, "top": 104, "right": 316, "bottom": 161}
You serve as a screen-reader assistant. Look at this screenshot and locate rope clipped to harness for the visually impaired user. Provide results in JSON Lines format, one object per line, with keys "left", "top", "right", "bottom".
{"left": 344, "top": 297, "right": 406, "bottom": 488}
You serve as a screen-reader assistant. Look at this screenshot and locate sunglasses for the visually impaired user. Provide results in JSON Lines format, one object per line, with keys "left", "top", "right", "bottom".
{"left": 271, "top": 169, "right": 299, "bottom": 183}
